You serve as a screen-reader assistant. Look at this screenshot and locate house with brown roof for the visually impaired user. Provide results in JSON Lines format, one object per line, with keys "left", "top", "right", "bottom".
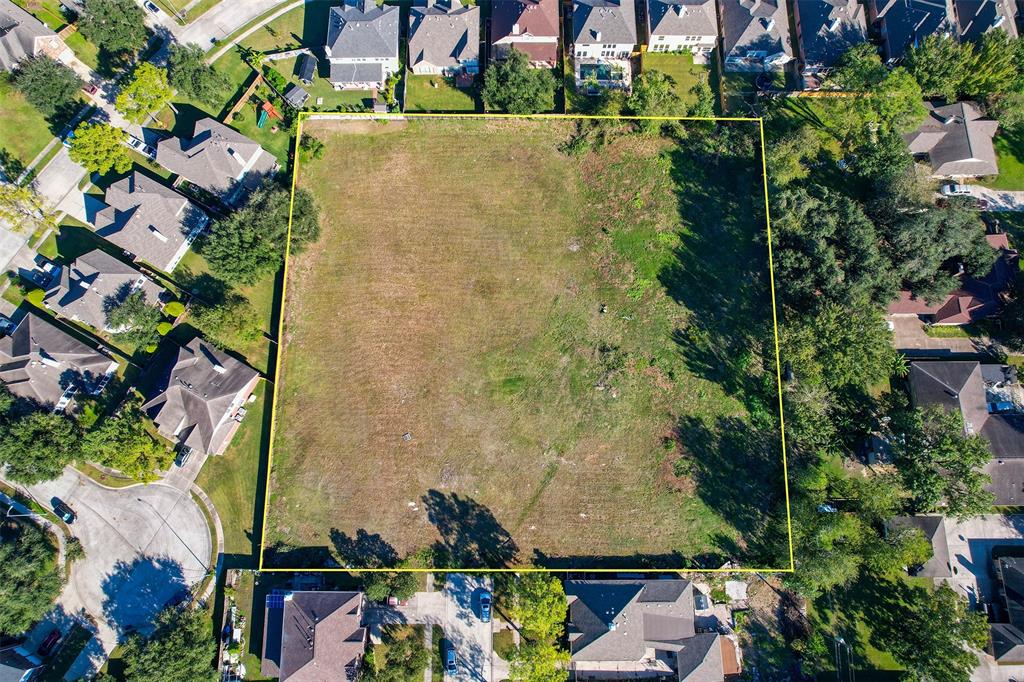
{"left": 904, "top": 101, "right": 999, "bottom": 178}
{"left": 0, "top": 0, "right": 68, "bottom": 72}
{"left": 92, "top": 171, "right": 209, "bottom": 273}
{"left": 887, "top": 233, "right": 1018, "bottom": 325}
{"left": 491, "top": 0, "right": 560, "bottom": 67}
{"left": 43, "top": 250, "right": 167, "bottom": 333}
{"left": 907, "top": 361, "right": 1024, "bottom": 505}
{"left": 261, "top": 591, "right": 366, "bottom": 681}
{"left": 142, "top": 338, "right": 259, "bottom": 457}
{"left": 565, "top": 579, "right": 734, "bottom": 680}
{"left": 0, "top": 312, "right": 117, "bottom": 411}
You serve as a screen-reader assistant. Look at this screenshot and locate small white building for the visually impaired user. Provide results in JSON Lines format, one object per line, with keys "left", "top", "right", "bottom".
{"left": 646, "top": 0, "right": 718, "bottom": 60}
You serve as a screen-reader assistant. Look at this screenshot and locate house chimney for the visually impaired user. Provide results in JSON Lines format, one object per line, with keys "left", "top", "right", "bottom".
{"left": 512, "top": 22, "right": 521, "bottom": 34}
{"left": 148, "top": 225, "right": 169, "bottom": 243}
{"left": 212, "top": 361, "right": 227, "bottom": 374}
{"left": 593, "top": 29, "right": 602, "bottom": 40}
{"left": 674, "top": 4, "right": 684, "bottom": 16}
{"left": 228, "top": 147, "right": 247, "bottom": 166}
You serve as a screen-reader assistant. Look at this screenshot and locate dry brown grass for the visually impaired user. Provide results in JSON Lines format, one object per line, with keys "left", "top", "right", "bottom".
{"left": 266, "top": 118, "right": 778, "bottom": 568}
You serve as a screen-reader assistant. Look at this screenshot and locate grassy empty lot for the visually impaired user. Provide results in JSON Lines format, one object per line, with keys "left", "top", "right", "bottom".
{"left": 266, "top": 117, "right": 784, "bottom": 569}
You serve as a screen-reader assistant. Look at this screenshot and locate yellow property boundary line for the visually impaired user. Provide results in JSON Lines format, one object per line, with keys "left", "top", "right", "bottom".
{"left": 259, "top": 111, "right": 795, "bottom": 574}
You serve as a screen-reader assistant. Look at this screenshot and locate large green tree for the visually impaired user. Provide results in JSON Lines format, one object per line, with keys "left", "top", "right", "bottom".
{"left": 105, "top": 290, "right": 164, "bottom": 348}
{"left": 14, "top": 56, "right": 82, "bottom": 118}
{"left": 0, "top": 183, "right": 57, "bottom": 235}
{"left": 115, "top": 63, "right": 173, "bottom": 124}
{"left": 83, "top": 399, "right": 171, "bottom": 481}
{"left": 362, "top": 626, "right": 429, "bottom": 682}
{"left": 889, "top": 407, "right": 994, "bottom": 519}
{"left": 167, "top": 43, "right": 228, "bottom": 106}
{"left": 0, "top": 521, "right": 62, "bottom": 636}
{"left": 499, "top": 573, "right": 566, "bottom": 643}
{"left": 481, "top": 49, "right": 556, "bottom": 115}
{"left": 201, "top": 182, "right": 320, "bottom": 285}
{"left": 68, "top": 121, "right": 132, "bottom": 175}
{"left": 0, "top": 411, "right": 80, "bottom": 484}
{"left": 625, "top": 70, "right": 683, "bottom": 133}
{"left": 79, "top": 0, "right": 148, "bottom": 54}
{"left": 118, "top": 606, "right": 217, "bottom": 681}
{"left": 904, "top": 34, "right": 971, "bottom": 101}
{"left": 188, "top": 293, "right": 263, "bottom": 349}
{"left": 507, "top": 641, "right": 569, "bottom": 682}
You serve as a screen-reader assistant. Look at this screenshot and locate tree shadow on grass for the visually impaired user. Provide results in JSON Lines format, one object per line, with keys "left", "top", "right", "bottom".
{"left": 261, "top": 541, "right": 334, "bottom": 568}
{"left": 422, "top": 490, "right": 519, "bottom": 569}
{"left": 329, "top": 528, "right": 400, "bottom": 568}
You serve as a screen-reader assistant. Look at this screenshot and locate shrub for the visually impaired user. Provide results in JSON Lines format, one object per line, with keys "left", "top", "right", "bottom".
{"left": 163, "top": 301, "right": 185, "bottom": 317}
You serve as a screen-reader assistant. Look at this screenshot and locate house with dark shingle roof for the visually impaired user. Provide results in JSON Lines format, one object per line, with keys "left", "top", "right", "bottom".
{"left": 990, "top": 557, "right": 1024, "bottom": 664}
{"left": 408, "top": 0, "right": 480, "bottom": 76}
{"left": 0, "top": 312, "right": 117, "bottom": 411}
{"left": 43, "top": 250, "right": 167, "bottom": 333}
{"left": 0, "top": 0, "right": 67, "bottom": 72}
{"left": 904, "top": 101, "right": 999, "bottom": 177}
{"left": 324, "top": 0, "right": 400, "bottom": 90}
{"left": 491, "top": 0, "right": 560, "bottom": 67}
{"left": 886, "top": 515, "right": 953, "bottom": 578}
{"left": 954, "top": 0, "right": 1017, "bottom": 42}
{"left": 142, "top": 338, "right": 259, "bottom": 457}
{"left": 867, "top": 0, "right": 955, "bottom": 61}
{"left": 0, "top": 646, "right": 41, "bottom": 682}
{"left": 720, "top": 0, "right": 793, "bottom": 72}
{"left": 566, "top": 579, "right": 729, "bottom": 680}
{"left": 91, "top": 171, "right": 208, "bottom": 273}
{"left": 888, "top": 233, "right": 1018, "bottom": 325}
{"left": 793, "top": 0, "right": 867, "bottom": 87}
{"left": 908, "top": 361, "right": 1024, "bottom": 505}
{"left": 261, "top": 591, "right": 366, "bottom": 681}
{"left": 646, "top": 0, "right": 717, "bottom": 60}
{"left": 572, "top": 0, "right": 637, "bottom": 91}
{"left": 156, "top": 118, "right": 278, "bottom": 207}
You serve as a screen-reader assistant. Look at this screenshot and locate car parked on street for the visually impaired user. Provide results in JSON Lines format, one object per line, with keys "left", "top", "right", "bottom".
{"left": 37, "top": 629, "right": 62, "bottom": 657}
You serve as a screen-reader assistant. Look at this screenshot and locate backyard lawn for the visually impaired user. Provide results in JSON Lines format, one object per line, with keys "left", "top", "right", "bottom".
{"left": 641, "top": 52, "right": 709, "bottom": 107}
{"left": 0, "top": 76, "right": 57, "bottom": 173}
{"left": 979, "top": 131, "right": 1024, "bottom": 191}
{"left": 405, "top": 73, "right": 477, "bottom": 112}
{"left": 266, "top": 117, "right": 784, "bottom": 569}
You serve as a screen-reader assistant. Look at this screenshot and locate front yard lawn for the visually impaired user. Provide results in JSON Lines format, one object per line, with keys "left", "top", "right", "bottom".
{"left": 0, "top": 76, "right": 57, "bottom": 173}
{"left": 405, "top": 73, "right": 477, "bottom": 112}
{"left": 641, "top": 52, "right": 708, "bottom": 107}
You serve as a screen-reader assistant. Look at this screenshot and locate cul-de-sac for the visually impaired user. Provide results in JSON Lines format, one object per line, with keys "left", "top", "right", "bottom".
{"left": 2, "top": 0, "right": 1024, "bottom": 680}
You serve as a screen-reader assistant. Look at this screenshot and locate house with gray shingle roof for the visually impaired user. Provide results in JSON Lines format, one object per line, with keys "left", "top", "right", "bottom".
{"left": 954, "top": 0, "right": 1018, "bottom": 42}
{"left": 408, "top": 0, "right": 480, "bottom": 76}
{"left": 92, "top": 171, "right": 209, "bottom": 273}
{"left": 262, "top": 591, "right": 366, "bottom": 681}
{"left": 0, "top": 312, "right": 117, "bottom": 411}
{"left": 142, "top": 338, "right": 259, "bottom": 456}
{"left": 43, "top": 249, "right": 167, "bottom": 332}
{"left": 904, "top": 101, "right": 999, "bottom": 177}
{"left": 156, "top": 118, "right": 279, "bottom": 207}
{"left": 572, "top": 0, "right": 637, "bottom": 91}
{"left": 794, "top": 0, "right": 867, "bottom": 87}
{"left": 565, "top": 579, "right": 726, "bottom": 680}
{"left": 867, "top": 0, "right": 955, "bottom": 62}
{"left": 0, "top": 0, "right": 67, "bottom": 72}
{"left": 491, "top": 0, "right": 560, "bottom": 67}
{"left": 646, "top": 0, "right": 717, "bottom": 61}
{"left": 721, "top": 0, "right": 793, "bottom": 71}
{"left": 324, "top": 0, "right": 400, "bottom": 90}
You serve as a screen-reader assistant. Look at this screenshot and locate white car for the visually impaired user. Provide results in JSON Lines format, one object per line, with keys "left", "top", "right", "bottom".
{"left": 940, "top": 183, "right": 971, "bottom": 196}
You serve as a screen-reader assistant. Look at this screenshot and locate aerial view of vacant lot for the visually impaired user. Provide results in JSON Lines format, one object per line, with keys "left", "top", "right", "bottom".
{"left": 265, "top": 116, "right": 788, "bottom": 569}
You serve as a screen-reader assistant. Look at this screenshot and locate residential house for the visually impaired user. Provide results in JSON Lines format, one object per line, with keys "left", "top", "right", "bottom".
{"left": 572, "top": 0, "right": 637, "bottom": 91}
{"left": 904, "top": 101, "right": 999, "bottom": 177}
{"left": 867, "top": 0, "right": 955, "bottom": 62}
{"left": 0, "top": 646, "right": 41, "bottom": 682}
{"left": 92, "top": 171, "right": 209, "bottom": 273}
{"left": 491, "top": 0, "right": 560, "bottom": 67}
{"left": 954, "top": 0, "right": 1017, "bottom": 43}
{"left": 907, "top": 361, "right": 1024, "bottom": 505}
{"left": 887, "top": 233, "right": 1017, "bottom": 324}
{"left": 720, "top": 0, "right": 793, "bottom": 72}
{"left": 43, "top": 249, "right": 167, "bottom": 332}
{"left": 261, "top": 591, "right": 367, "bottom": 681}
{"left": 0, "top": 312, "right": 117, "bottom": 411}
{"left": 990, "top": 556, "right": 1024, "bottom": 664}
{"left": 409, "top": 0, "right": 480, "bottom": 76}
{"left": 793, "top": 0, "right": 868, "bottom": 87}
{"left": 646, "top": 0, "right": 718, "bottom": 60}
{"left": 142, "top": 338, "right": 259, "bottom": 457}
{"left": 324, "top": 0, "right": 400, "bottom": 90}
{"left": 0, "top": 0, "right": 68, "bottom": 72}
{"left": 155, "top": 118, "right": 279, "bottom": 207}
{"left": 886, "top": 515, "right": 953, "bottom": 578}
{"left": 565, "top": 579, "right": 733, "bottom": 680}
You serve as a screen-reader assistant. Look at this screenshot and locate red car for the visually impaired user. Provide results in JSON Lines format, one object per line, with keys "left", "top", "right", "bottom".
{"left": 82, "top": 82, "right": 98, "bottom": 95}
{"left": 37, "top": 629, "right": 62, "bottom": 657}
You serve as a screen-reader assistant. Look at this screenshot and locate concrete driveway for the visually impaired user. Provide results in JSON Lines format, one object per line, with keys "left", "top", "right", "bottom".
{"left": 942, "top": 515, "right": 1024, "bottom": 607}
{"left": 12, "top": 467, "right": 212, "bottom": 677}
{"left": 888, "top": 315, "right": 992, "bottom": 356}
{"left": 961, "top": 185, "right": 1024, "bottom": 211}
{"left": 366, "top": 574, "right": 494, "bottom": 682}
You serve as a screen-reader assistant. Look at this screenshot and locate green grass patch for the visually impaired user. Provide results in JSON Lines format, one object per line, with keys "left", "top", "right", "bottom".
{"left": 493, "top": 629, "right": 516, "bottom": 660}
{"left": 979, "top": 130, "right": 1024, "bottom": 191}
{"left": 923, "top": 324, "right": 978, "bottom": 338}
{"left": 641, "top": 52, "right": 708, "bottom": 107}
{"left": 0, "top": 76, "right": 57, "bottom": 172}
{"left": 75, "top": 462, "right": 138, "bottom": 488}
{"left": 405, "top": 73, "right": 477, "bottom": 112}
{"left": 64, "top": 30, "right": 101, "bottom": 70}
{"left": 12, "top": 0, "right": 69, "bottom": 30}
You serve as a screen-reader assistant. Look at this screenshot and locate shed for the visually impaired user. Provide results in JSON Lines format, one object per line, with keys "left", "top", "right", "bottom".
{"left": 297, "top": 52, "right": 317, "bottom": 84}
{"left": 283, "top": 83, "right": 310, "bottom": 109}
